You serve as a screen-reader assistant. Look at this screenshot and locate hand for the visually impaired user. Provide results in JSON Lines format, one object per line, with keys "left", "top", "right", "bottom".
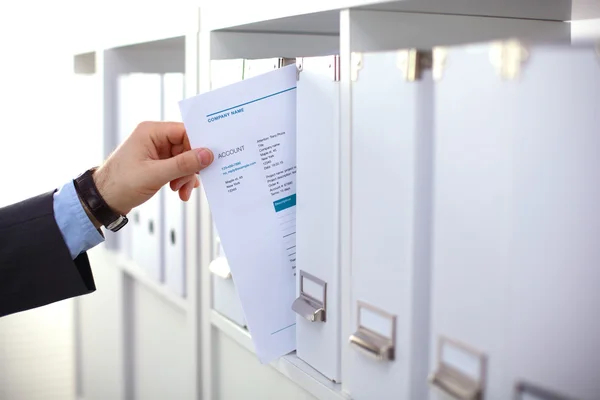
{"left": 92, "top": 121, "right": 214, "bottom": 216}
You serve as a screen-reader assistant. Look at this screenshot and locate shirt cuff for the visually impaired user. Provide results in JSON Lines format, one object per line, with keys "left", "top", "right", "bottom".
{"left": 53, "top": 180, "right": 105, "bottom": 259}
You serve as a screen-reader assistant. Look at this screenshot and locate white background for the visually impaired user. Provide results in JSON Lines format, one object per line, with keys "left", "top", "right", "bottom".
{"left": 0, "top": 3, "right": 98, "bottom": 400}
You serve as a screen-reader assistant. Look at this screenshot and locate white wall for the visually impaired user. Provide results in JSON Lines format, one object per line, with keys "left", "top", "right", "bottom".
{"left": 0, "top": 3, "right": 99, "bottom": 400}
{"left": 571, "top": 18, "right": 600, "bottom": 41}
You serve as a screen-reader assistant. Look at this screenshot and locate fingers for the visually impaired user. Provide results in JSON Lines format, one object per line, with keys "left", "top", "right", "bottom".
{"left": 170, "top": 174, "right": 197, "bottom": 192}
{"left": 171, "top": 144, "right": 185, "bottom": 157}
{"left": 181, "top": 130, "right": 192, "bottom": 152}
{"left": 154, "top": 148, "right": 214, "bottom": 183}
{"left": 179, "top": 179, "right": 196, "bottom": 201}
{"left": 159, "top": 122, "right": 193, "bottom": 154}
{"left": 145, "top": 122, "right": 192, "bottom": 160}
{"left": 167, "top": 175, "right": 199, "bottom": 203}
{"left": 169, "top": 135, "right": 192, "bottom": 157}
{"left": 150, "top": 121, "right": 187, "bottom": 145}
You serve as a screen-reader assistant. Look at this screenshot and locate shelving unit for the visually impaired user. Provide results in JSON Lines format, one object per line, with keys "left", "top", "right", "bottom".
{"left": 71, "top": 2, "right": 599, "bottom": 399}
{"left": 72, "top": 12, "right": 204, "bottom": 399}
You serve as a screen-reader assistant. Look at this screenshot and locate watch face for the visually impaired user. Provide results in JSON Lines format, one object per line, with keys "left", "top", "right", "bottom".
{"left": 107, "top": 215, "right": 128, "bottom": 232}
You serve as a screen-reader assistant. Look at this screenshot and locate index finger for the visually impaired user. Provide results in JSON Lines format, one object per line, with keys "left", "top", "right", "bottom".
{"left": 150, "top": 121, "right": 190, "bottom": 149}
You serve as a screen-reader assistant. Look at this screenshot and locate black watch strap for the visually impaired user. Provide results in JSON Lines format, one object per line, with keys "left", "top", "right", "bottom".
{"left": 73, "top": 168, "right": 128, "bottom": 232}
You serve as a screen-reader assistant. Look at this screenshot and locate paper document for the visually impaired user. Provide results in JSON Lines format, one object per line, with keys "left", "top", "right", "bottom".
{"left": 179, "top": 65, "right": 297, "bottom": 363}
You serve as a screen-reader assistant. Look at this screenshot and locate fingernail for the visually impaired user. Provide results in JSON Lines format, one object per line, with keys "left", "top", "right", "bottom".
{"left": 195, "top": 148, "right": 213, "bottom": 167}
{"left": 175, "top": 180, "right": 185, "bottom": 191}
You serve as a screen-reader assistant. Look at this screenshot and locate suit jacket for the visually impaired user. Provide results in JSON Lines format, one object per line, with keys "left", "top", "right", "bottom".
{"left": 0, "top": 191, "right": 96, "bottom": 317}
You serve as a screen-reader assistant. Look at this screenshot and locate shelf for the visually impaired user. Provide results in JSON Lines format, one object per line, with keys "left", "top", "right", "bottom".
{"left": 344, "top": 10, "right": 570, "bottom": 53}
{"left": 70, "top": 4, "right": 194, "bottom": 54}
{"left": 69, "top": 1, "right": 599, "bottom": 56}
{"left": 117, "top": 255, "right": 189, "bottom": 312}
{"left": 74, "top": 52, "right": 96, "bottom": 75}
{"left": 209, "top": 31, "right": 340, "bottom": 60}
{"left": 201, "top": 1, "right": 573, "bottom": 60}
{"left": 202, "top": 0, "right": 574, "bottom": 34}
{"left": 571, "top": 18, "right": 600, "bottom": 41}
{"left": 210, "top": 310, "right": 349, "bottom": 400}
{"left": 202, "top": 1, "right": 356, "bottom": 32}
{"left": 75, "top": 3, "right": 600, "bottom": 400}
{"left": 90, "top": 247, "right": 188, "bottom": 312}
{"left": 572, "top": 0, "right": 600, "bottom": 20}
{"left": 104, "top": 36, "right": 186, "bottom": 74}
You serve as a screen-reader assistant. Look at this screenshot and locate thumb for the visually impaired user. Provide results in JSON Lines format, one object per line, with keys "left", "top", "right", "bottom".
{"left": 153, "top": 148, "right": 214, "bottom": 184}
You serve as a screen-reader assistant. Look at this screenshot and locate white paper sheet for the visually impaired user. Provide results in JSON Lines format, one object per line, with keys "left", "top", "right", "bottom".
{"left": 179, "top": 65, "right": 298, "bottom": 363}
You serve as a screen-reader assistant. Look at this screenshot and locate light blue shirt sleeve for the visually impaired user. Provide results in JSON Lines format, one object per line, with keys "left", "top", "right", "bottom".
{"left": 53, "top": 180, "right": 105, "bottom": 259}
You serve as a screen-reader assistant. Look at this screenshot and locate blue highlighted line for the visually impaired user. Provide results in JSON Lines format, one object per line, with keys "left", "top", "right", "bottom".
{"left": 206, "top": 86, "right": 297, "bottom": 117}
{"left": 271, "top": 323, "right": 296, "bottom": 335}
{"left": 273, "top": 194, "right": 296, "bottom": 213}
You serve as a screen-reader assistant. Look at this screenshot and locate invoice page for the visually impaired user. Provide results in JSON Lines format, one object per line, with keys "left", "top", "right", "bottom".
{"left": 179, "top": 65, "right": 297, "bottom": 363}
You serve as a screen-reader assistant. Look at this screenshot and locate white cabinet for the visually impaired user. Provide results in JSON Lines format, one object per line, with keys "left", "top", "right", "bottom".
{"left": 505, "top": 42, "right": 600, "bottom": 400}
{"left": 294, "top": 55, "right": 341, "bottom": 382}
{"left": 244, "top": 58, "right": 280, "bottom": 79}
{"left": 124, "top": 73, "right": 164, "bottom": 281}
{"left": 429, "top": 41, "right": 600, "bottom": 400}
{"left": 73, "top": 4, "right": 600, "bottom": 400}
{"left": 162, "top": 189, "right": 187, "bottom": 297}
{"left": 161, "top": 72, "right": 188, "bottom": 297}
{"left": 162, "top": 72, "right": 185, "bottom": 121}
{"left": 210, "top": 59, "right": 244, "bottom": 89}
{"left": 131, "top": 190, "right": 164, "bottom": 282}
{"left": 344, "top": 50, "right": 434, "bottom": 399}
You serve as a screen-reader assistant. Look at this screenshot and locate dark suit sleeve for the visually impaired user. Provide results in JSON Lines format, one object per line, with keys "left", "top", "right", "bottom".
{"left": 0, "top": 191, "right": 96, "bottom": 317}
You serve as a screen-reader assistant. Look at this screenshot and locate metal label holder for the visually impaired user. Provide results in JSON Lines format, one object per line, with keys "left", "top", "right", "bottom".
{"left": 429, "top": 336, "right": 487, "bottom": 400}
{"left": 278, "top": 57, "right": 296, "bottom": 68}
{"left": 348, "top": 301, "right": 396, "bottom": 361}
{"left": 489, "top": 39, "right": 528, "bottom": 80}
{"left": 296, "top": 55, "right": 340, "bottom": 82}
{"left": 291, "top": 270, "right": 327, "bottom": 322}
{"left": 514, "top": 381, "right": 575, "bottom": 400}
{"left": 208, "top": 257, "right": 232, "bottom": 280}
{"left": 350, "top": 52, "right": 363, "bottom": 81}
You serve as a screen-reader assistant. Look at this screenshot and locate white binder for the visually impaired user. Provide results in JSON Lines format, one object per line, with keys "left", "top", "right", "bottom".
{"left": 243, "top": 58, "right": 280, "bottom": 79}
{"left": 126, "top": 73, "right": 164, "bottom": 282}
{"left": 162, "top": 72, "right": 185, "bottom": 121}
{"left": 210, "top": 59, "right": 244, "bottom": 89}
{"left": 429, "top": 41, "right": 600, "bottom": 400}
{"left": 131, "top": 189, "right": 164, "bottom": 282}
{"left": 162, "top": 188, "right": 186, "bottom": 297}
{"left": 117, "top": 75, "right": 134, "bottom": 145}
{"left": 210, "top": 233, "right": 246, "bottom": 327}
{"left": 160, "top": 72, "right": 187, "bottom": 296}
{"left": 116, "top": 74, "right": 137, "bottom": 259}
{"left": 344, "top": 50, "right": 434, "bottom": 399}
{"left": 293, "top": 55, "right": 341, "bottom": 382}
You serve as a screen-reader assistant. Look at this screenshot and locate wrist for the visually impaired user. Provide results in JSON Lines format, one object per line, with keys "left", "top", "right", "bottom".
{"left": 93, "top": 165, "right": 130, "bottom": 215}
{"left": 73, "top": 167, "right": 130, "bottom": 233}
{"left": 79, "top": 195, "right": 103, "bottom": 230}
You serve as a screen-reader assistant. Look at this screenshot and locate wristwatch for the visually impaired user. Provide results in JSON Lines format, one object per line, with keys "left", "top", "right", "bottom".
{"left": 73, "top": 168, "right": 128, "bottom": 232}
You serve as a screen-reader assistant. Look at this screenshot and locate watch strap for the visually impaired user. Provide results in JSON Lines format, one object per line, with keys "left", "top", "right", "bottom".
{"left": 73, "top": 168, "right": 128, "bottom": 232}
